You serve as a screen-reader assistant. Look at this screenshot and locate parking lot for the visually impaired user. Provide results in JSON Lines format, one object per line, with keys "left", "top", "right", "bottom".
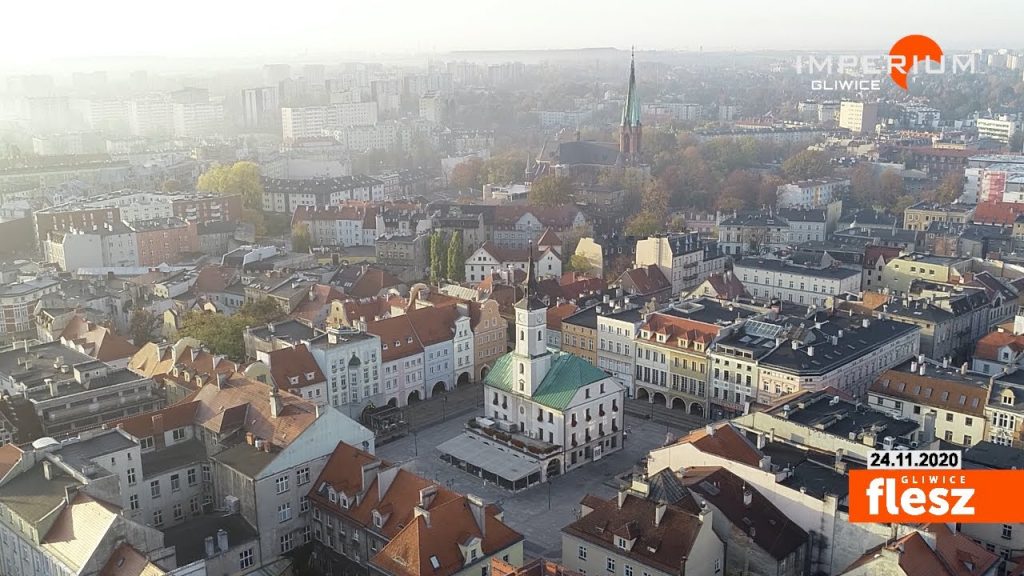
{"left": 376, "top": 412, "right": 691, "bottom": 560}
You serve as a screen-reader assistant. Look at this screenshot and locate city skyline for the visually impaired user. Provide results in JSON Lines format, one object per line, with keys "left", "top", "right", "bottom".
{"left": 4, "top": 0, "right": 1023, "bottom": 72}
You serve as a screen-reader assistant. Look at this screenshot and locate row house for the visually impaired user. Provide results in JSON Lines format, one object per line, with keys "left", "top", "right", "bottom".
{"left": 633, "top": 312, "right": 720, "bottom": 417}
{"left": 490, "top": 205, "right": 588, "bottom": 250}
{"left": 868, "top": 358, "right": 989, "bottom": 447}
{"left": 367, "top": 314, "right": 428, "bottom": 405}
{"left": 292, "top": 204, "right": 379, "bottom": 247}
{"left": 262, "top": 175, "right": 384, "bottom": 214}
{"left": 878, "top": 288, "right": 991, "bottom": 363}
{"left": 596, "top": 307, "right": 643, "bottom": 398}
{"left": 466, "top": 240, "right": 562, "bottom": 286}
{"left": 718, "top": 213, "right": 791, "bottom": 257}
{"left": 733, "top": 257, "right": 862, "bottom": 308}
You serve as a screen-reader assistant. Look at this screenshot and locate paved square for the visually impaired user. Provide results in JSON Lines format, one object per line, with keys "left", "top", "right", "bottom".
{"left": 376, "top": 413, "right": 692, "bottom": 560}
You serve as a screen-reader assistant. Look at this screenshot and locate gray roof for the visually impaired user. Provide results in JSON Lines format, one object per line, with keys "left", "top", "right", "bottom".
{"left": 734, "top": 258, "right": 861, "bottom": 280}
{"left": 162, "top": 513, "right": 259, "bottom": 566}
{"left": 54, "top": 430, "right": 136, "bottom": 478}
{"left": 760, "top": 315, "right": 919, "bottom": 375}
{"left": 0, "top": 462, "right": 81, "bottom": 525}
{"left": 141, "top": 439, "right": 207, "bottom": 477}
{"left": 211, "top": 442, "right": 276, "bottom": 478}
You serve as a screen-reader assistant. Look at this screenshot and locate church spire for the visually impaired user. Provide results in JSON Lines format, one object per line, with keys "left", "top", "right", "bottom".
{"left": 619, "top": 47, "right": 642, "bottom": 165}
{"left": 622, "top": 47, "right": 640, "bottom": 128}
{"left": 515, "top": 244, "right": 545, "bottom": 311}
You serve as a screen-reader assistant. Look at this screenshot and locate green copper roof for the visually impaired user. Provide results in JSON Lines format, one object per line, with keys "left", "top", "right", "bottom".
{"left": 622, "top": 53, "right": 641, "bottom": 128}
{"left": 483, "top": 351, "right": 610, "bottom": 411}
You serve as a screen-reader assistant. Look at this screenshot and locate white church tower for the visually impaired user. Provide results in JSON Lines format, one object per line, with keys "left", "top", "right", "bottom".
{"left": 513, "top": 247, "right": 551, "bottom": 397}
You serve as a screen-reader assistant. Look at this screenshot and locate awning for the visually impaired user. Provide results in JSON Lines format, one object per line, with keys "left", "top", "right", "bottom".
{"left": 437, "top": 433, "right": 541, "bottom": 482}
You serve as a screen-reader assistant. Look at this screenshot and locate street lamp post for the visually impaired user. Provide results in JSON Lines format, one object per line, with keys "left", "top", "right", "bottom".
{"left": 413, "top": 431, "right": 419, "bottom": 457}
{"left": 442, "top": 394, "right": 448, "bottom": 421}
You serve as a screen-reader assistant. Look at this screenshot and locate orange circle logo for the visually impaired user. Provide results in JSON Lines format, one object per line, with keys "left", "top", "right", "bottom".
{"left": 888, "top": 34, "right": 944, "bottom": 89}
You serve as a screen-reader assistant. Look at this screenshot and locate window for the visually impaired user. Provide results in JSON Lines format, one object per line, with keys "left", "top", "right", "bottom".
{"left": 579, "top": 546, "right": 588, "bottom": 560}
{"left": 129, "top": 495, "right": 139, "bottom": 510}
{"left": 170, "top": 474, "right": 180, "bottom": 492}
{"left": 616, "top": 537, "right": 627, "bottom": 549}
{"left": 153, "top": 510, "right": 163, "bottom": 526}
{"left": 127, "top": 468, "right": 137, "bottom": 486}
{"left": 714, "top": 558, "right": 721, "bottom": 573}
{"left": 300, "top": 497, "right": 310, "bottom": 513}
{"left": 190, "top": 497, "right": 200, "bottom": 514}
{"left": 280, "top": 532, "right": 294, "bottom": 553}
{"left": 187, "top": 468, "right": 196, "bottom": 486}
{"left": 202, "top": 464, "right": 211, "bottom": 483}
{"left": 964, "top": 435, "right": 972, "bottom": 445}
{"left": 966, "top": 417, "right": 973, "bottom": 426}
{"left": 139, "top": 437, "right": 154, "bottom": 450}
{"left": 276, "top": 475, "right": 290, "bottom": 494}
{"left": 278, "top": 503, "right": 292, "bottom": 523}
{"left": 1003, "top": 524, "right": 1013, "bottom": 540}
{"left": 607, "top": 557, "right": 615, "bottom": 572}
{"left": 624, "top": 566, "right": 633, "bottom": 576}
{"left": 173, "top": 503, "right": 183, "bottom": 521}
{"left": 150, "top": 481, "right": 161, "bottom": 499}
{"left": 297, "top": 467, "right": 311, "bottom": 485}
{"left": 171, "top": 428, "right": 186, "bottom": 442}
{"left": 239, "top": 548, "right": 254, "bottom": 570}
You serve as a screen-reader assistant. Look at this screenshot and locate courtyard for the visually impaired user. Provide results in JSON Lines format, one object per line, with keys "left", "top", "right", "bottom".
{"left": 376, "top": 411, "right": 692, "bottom": 561}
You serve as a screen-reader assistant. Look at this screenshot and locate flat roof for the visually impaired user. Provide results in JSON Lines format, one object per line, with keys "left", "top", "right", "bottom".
{"left": 55, "top": 430, "right": 136, "bottom": 478}
{"left": 162, "top": 513, "right": 258, "bottom": 566}
{"left": 141, "top": 439, "right": 207, "bottom": 477}
{"left": 734, "top": 258, "right": 861, "bottom": 280}
{"left": 211, "top": 442, "right": 276, "bottom": 478}
{"left": 437, "top": 433, "right": 540, "bottom": 482}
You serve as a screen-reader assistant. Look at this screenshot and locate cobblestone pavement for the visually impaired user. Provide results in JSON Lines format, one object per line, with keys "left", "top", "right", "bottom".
{"left": 376, "top": 411, "right": 689, "bottom": 561}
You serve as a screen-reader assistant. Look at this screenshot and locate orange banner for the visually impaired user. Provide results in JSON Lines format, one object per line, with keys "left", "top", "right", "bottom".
{"left": 849, "top": 469, "right": 1024, "bottom": 523}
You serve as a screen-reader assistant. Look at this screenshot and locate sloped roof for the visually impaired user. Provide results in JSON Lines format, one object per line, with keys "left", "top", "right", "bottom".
{"left": 60, "top": 316, "right": 139, "bottom": 362}
{"left": 192, "top": 377, "right": 318, "bottom": 449}
{"left": 0, "top": 443, "right": 22, "bottom": 480}
{"left": 349, "top": 267, "right": 405, "bottom": 299}
{"left": 619, "top": 265, "right": 671, "bottom": 296}
{"left": 193, "top": 265, "right": 235, "bottom": 293}
{"left": 637, "top": 313, "right": 719, "bottom": 354}
{"left": 371, "top": 496, "right": 523, "bottom": 576}
{"left": 546, "top": 303, "right": 579, "bottom": 331}
{"left": 870, "top": 369, "right": 988, "bottom": 416}
{"left": 563, "top": 493, "right": 704, "bottom": 575}
{"left": 680, "top": 466, "right": 807, "bottom": 560}
{"left": 42, "top": 493, "right": 120, "bottom": 573}
{"left": 99, "top": 543, "right": 166, "bottom": 576}
{"left": 266, "top": 344, "right": 327, "bottom": 390}
{"left": 975, "top": 330, "right": 1024, "bottom": 362}
{"left": 108, "top": 400, "right": 202, "bottom": 440}
{"left": 368, "top": 315, "right": 424, "bottom": 362}
{"left": 407, "top": 305, "right": 459, "bottom": 346}
{"left": 701, "top": 272, "right": 748, "bottom": 300}
{"left": 669, "top": 422, "right": 763, "bottom": 468}
{"left": 537, "top": 228, "right": 562, "bottom": 247}
{"left": 484, "top": 351, "right": 610, "bottom": 411}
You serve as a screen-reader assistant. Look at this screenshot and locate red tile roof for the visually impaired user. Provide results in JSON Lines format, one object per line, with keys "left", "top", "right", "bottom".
{"left": 0, "top": 443, "right": 22, "bottom": 480}
{"left": 368, "top": 315, "right": 424, "bottom": 362}
{"left": 975, "top": 330, "right": 1024, "bottom": 362}
{"left": 266, "top": 344, "right": 327, "bottom": 390}
{"left": 349, "top": 268, "right": 405, "bottom": 299}
{"left": 974, "top": 201, "right": 1024, "bottom": 226}
{"left": 638, "top": 313, "right": 719, "bottom": 354}
{"left": 671, "top": 422, "right": 763, "bottom": 468}
{"left": 620, "top": 265, "right": 671, "bottom": 296}
{"left": 537, "top": 228, "right": 562, "bottom": 247}
{"left": 700, "top": 272, "right": 748, "bottom": 300}
{"left": 60, "top": 316, "right": 139, "bottom": 362}
{"left": 547, "top": 303, "right": 579, "bottom": 331}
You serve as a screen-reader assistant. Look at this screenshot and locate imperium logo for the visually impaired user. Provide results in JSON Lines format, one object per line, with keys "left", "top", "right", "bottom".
{"left": 795, "top": 34, "right": 976, "bottom": 91}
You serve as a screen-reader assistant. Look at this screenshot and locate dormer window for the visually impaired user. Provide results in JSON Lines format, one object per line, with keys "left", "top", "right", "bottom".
{"left": 407, "top": 336, "right": 413, "bottom": 343}
{"left": 289, "top": 376, "right": 299, "bottom": 385}
{"left": 641, "top": 330, "right": 650, "bottom": 339}
{"left": 340, "top": 494, "right": 349, "bottom": 509}
{"left": 306, "top": 372, "right": 315, "bottom": 380}
{"left": 1003, "top": 391, "right": 1016, "bottom": 406}
{"left": 373, "top": 510, "right": 384, "bottom": 528}
{"left": 328, "top": 489, "right": 337, "bottom": 503}
{"left": 617, "top": 537, "right": 628, "bottom": 550}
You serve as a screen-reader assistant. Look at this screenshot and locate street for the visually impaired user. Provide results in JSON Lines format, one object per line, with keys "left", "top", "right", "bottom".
{"left": 376, "top": 410, "right": 690, "bottom": 561}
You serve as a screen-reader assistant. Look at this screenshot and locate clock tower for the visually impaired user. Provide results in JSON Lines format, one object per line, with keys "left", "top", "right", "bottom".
{"left": 513, "top": 247, "right": 551, "bottom": 397}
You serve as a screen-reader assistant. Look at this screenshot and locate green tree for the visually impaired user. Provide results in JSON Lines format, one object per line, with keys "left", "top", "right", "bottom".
{"left": 128, "top": 308, "right": 160, "bottom": 346}
{"left": 878, "top": 169, "right": 905, "bottom": 211}
{"left": 197, "top": 161, "right": 264, "bottom": 210}
{"left": 450, "top": 157, "right": 484, "bottom": 191}
{"left": 179, "top": 298, "right": 284, "bottom": 360}
{"left": 781, "top": 150, "right": 834, "bottom": 181}
{"left": 528, "top": 174, "right": 573, "bottom": 208}
{"left": 934, "top": 171, "right": 964, "bottom": 204}
{"left": 447, "top": 231, "right": 464, "bottom": 282}
{"left": 566, "top": 253, "right": 595, "bottom": 275}
{"left": 430, "top": 232, "right": 446, "bottom": 284}
{"left": 292, "top": 223, "right": 311, "bottom": 253}
{"left": 237, "top": 298, "right": 285, "bottom": 324}
{"left": 668, "top": 214, "right": 688, "bottom": 233}
{"left": 624, "top": 212, "right": 663, "bottom": 238}
{"left": 483, "top": 154, "right": 527, "bottom": 184}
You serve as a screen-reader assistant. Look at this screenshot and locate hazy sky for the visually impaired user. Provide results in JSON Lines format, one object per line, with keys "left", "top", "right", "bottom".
{"left": 4, "top": 0, "right": 1022, "bottom": 69}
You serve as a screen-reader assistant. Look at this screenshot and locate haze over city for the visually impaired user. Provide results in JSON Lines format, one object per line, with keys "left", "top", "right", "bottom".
{"left": 5, "top": 0, "right": 1024, "bottom": 71}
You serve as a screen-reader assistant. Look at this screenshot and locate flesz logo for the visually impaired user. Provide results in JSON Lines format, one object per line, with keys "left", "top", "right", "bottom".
{"left": 888, "top": 34, "right": 944, "bottom": 90}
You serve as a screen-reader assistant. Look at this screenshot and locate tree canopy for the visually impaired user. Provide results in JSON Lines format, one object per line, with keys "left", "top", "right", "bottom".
{"left": 178, "top": 298, "right": 285, "bottom": 360}
{"left": 447, "top": 231, "right": 464, "bottom": 282}
{"left": 292, "top": 223, "right": 311, "bottom": 253}
{"left": 781, "top": 149, "right": 834, "bottom": 181}
{"left": 197, "top": 161, "right": 264, "bottom": 210}
{"left": 528, "top": 174, "right": 574, "bottom": 208}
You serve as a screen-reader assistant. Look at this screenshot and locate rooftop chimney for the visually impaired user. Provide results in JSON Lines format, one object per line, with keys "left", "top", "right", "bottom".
{"left": 654, "top": 501, "right": 667, "bottom": 527}
{"left": 617, "top": 488, "right": 628, "bottom": 508}
{"left": 217, "top": 529, "right": 229, "bottom": 552}
{"left": 43, "top": 460, "right": 54, "bottom": 481}
{"left": 270, "top": 387, "right": 283, "bottom": 419}
{"left": 961, "top": 362, "right": 968, "bottom": 375}
{"left": 911, "top": 360, "right": 918, "bottom": 373}
{"left": 204, "top": 536, "right": 216, "bottom": 558}
{"left": 919, "top": 364, "right": 926, "bottom": 376}
{"left": 467, "top": 494, "right": 487, "bottom": 536}
{"left": 742, "top": 488, "right": 752, "bottom": 507}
